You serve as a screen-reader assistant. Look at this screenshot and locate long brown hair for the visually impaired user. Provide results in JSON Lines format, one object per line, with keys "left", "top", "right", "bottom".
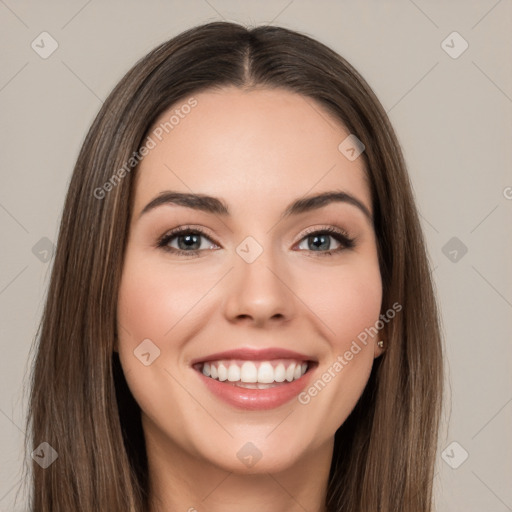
{"left": 24, "top": 21, "right": 443, "bottom": 511}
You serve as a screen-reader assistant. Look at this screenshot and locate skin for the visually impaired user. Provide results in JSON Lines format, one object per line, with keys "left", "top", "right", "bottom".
{"left": 116, "top": 86, "right": 384, "bottom": 512}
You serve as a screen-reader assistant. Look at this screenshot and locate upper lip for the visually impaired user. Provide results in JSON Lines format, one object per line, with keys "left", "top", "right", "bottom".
{"left": 190, "top": 347, "right": 317, "bottom": 365}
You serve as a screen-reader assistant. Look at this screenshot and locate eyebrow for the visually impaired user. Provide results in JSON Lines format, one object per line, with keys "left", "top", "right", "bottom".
{"left": 138, "top": 190, "right": 373, "bottom": 222}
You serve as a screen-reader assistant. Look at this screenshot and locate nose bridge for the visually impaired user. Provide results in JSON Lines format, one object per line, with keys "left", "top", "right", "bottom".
{"left": 223, "top": 233, "right": 294, "bottom": 325}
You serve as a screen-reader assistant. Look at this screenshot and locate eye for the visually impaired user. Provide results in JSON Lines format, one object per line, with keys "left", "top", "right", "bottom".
{"left": 156, "top": 225, "right": 355, "bottom": 257}
{"left": 295, "top": 226, "right": 355, "bottom": 256}
{"left": 157, "top": 226, "right": 218, "bottom": 256}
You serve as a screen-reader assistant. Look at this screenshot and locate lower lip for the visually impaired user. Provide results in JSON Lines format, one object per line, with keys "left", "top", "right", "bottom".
{"left": 196, "top": 367, "right": 315, "bottom": 410}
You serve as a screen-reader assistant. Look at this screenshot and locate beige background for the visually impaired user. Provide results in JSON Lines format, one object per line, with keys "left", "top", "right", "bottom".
{"left": 1, "top": 1, "right": 511, "bottom": 510}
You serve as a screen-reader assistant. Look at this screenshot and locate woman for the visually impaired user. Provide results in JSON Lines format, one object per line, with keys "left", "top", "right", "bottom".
{"left": 26, "top": 21, "right": 443, "bottom": 511}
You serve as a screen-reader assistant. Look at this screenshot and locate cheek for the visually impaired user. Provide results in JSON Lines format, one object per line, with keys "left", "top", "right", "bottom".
{"left": 300, "top": 261, "right": 383, "bottom": 348}
{"left": 293, "top": 261, "right": 382, "bottom": 421}
{"left": 116, "top": 256, "right": 205, "bottom": 345}
{"left": 115, "top": 256, "right": 197, "bottom": 429}
{"left": 335, "top": 272, "right": 382, "bottom": 346}
{"left": 115, "top": 256, "right": 194, "bottom": 401}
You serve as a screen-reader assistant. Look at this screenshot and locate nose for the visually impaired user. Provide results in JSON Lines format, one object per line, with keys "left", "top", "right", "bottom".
{"left": 222, "top": 243, "right": 295, "bottom": 328}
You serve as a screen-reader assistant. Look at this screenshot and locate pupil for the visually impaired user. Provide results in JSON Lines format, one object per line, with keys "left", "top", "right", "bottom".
{"left": 178, "top": 234, "right": 200, "bottom": 250}
{"left": 310, "top": 234, "right": 329, "bottom": 251}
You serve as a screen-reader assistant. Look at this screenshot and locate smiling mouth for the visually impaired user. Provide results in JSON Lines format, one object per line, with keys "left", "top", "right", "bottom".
{"left": 193, "top": 358, "right": 313, "bottom": 389}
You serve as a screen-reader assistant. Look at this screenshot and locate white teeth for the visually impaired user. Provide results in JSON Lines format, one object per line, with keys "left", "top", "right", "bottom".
{"left": 236, "top": 382, "right": 281, "bottom": 389}
{"left": 217, "top": 363, "right": 227, "bottom": 381}
{"left": 228, "top": 364, "right": 240, "bottom": 382}
{"left": 274, "top": 363, "right": 286, "bottom": 382}
{"left": 227, "top": 364, "right": 240, "bottom": 382}
{"left": 199, "top": 359, "right": 309, "bottom": 384}
{"left": 285, "top": 363, "right": 296, "bottom": 382}
{"left": 240, "top": 361, "right": 258, "bottom": 383}
{"left": 258, "top": 362, "right": 275, "bottom": 383}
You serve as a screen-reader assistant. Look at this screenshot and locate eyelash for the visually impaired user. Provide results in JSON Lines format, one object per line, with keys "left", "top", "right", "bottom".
{"left": 156, "top": 225, "right": 356, "bottom": 258}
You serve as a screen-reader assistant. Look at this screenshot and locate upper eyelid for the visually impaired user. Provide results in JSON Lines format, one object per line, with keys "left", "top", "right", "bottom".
{"left": 161, "top": 225, "right": 219, "bottom": 244}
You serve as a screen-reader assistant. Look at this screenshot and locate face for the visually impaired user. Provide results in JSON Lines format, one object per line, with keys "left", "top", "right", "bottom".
{"left": 116, "top": 86, "right": 383, "bottom": 475}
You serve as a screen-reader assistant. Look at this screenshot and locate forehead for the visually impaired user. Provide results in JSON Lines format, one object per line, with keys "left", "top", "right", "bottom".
{"left": 133, "top": 86, "right": 370, "bottom": 218}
